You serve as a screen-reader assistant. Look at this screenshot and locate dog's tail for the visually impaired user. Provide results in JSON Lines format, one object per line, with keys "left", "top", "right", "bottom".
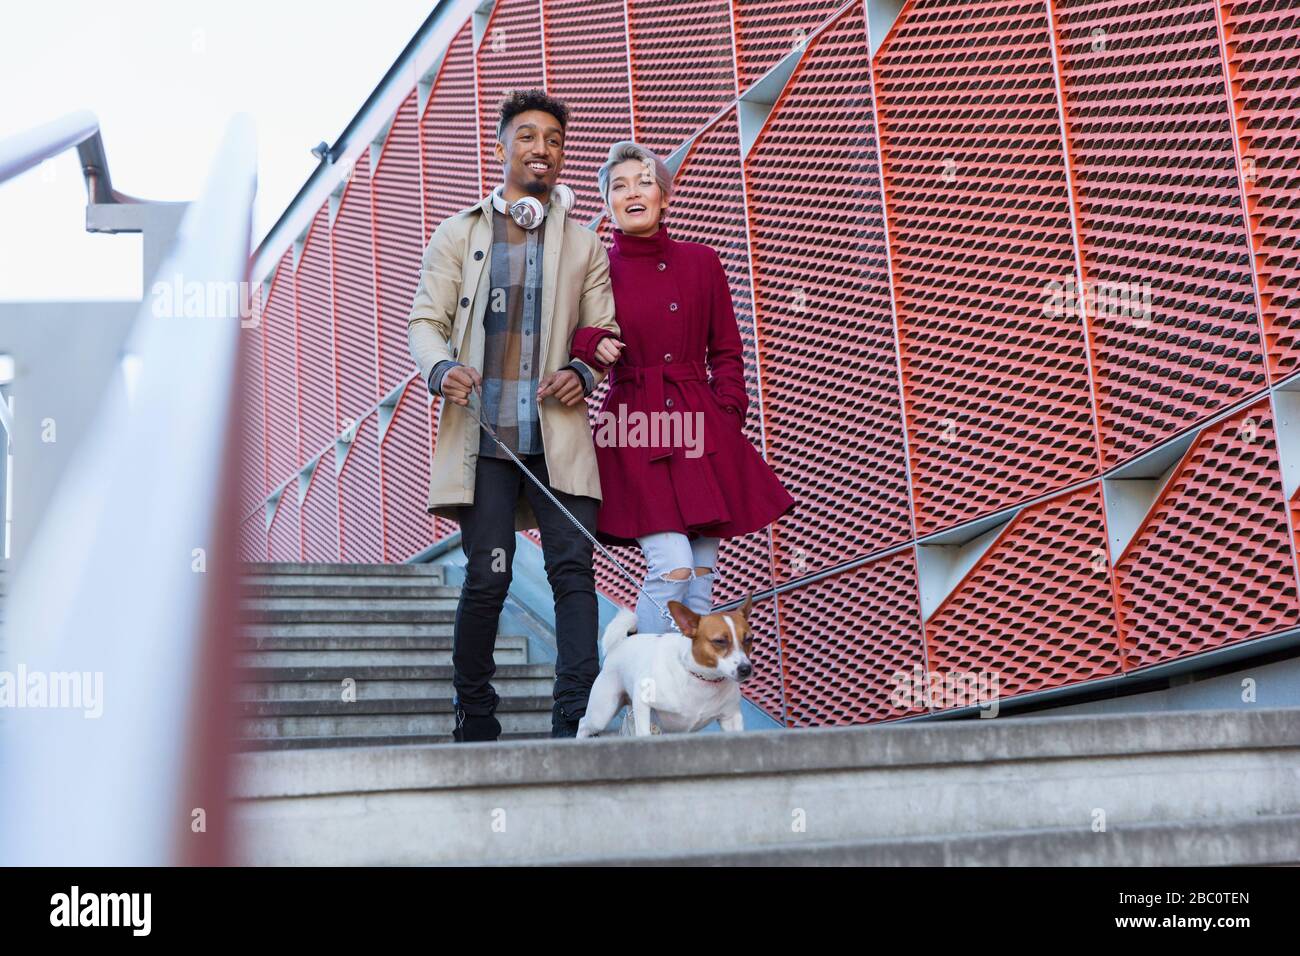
{"left": 601, "top": 606, "right": 639, "bottom": 657}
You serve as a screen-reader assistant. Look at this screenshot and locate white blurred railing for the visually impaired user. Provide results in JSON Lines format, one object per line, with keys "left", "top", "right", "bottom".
{"left": 0, "top": 112, "right": 257, "bottom": 865}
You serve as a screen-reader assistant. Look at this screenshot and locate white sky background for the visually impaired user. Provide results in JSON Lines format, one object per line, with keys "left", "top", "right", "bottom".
{"left": 0, "top": 0, "right": 437, "bottom": 302}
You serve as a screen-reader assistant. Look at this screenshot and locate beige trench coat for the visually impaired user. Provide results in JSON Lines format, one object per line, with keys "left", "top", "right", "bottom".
{"left": 406, "top": 192, "right": 620, "bottom": 531}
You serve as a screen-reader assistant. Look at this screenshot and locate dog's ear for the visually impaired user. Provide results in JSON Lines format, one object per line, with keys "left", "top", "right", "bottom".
{"left": 740, "top": 591, "right": 754, "bottom": 620}
{"left": 668, "top": 600, "right": 700, "bottom": 636}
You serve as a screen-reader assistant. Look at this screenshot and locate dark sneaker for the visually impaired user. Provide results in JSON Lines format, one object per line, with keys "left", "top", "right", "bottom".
{"left": 452, "top": 695, "right": 501, "bottom": 743}
{"left": 551, "top": 701, "right": 582, "bottom": 738}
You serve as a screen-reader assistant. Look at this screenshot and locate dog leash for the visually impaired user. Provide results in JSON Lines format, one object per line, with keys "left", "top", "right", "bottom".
{"left": 456, "top": 384, "right": 683, "bottom": 634}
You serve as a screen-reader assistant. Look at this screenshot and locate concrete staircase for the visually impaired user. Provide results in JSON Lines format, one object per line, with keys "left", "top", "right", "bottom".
{"left": 231, "top": 706, "right": 1300, "bottom": 865}
{"left": 236, "top": 562, "right": 555, "bottom": 750}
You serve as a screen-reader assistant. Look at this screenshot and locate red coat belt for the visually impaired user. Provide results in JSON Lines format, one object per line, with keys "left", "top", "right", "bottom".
{"left": 609, "top": 360, "right": 708, "bottom": 461}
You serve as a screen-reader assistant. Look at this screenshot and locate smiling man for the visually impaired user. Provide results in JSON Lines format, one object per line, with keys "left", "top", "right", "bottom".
{"left": 407, "top": 90, "right": 621, "bottom": 741}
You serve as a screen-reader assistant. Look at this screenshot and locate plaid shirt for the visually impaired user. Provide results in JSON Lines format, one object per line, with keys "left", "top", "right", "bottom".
{"left": 428, "top": 205, "right": 594, "bottom": 459}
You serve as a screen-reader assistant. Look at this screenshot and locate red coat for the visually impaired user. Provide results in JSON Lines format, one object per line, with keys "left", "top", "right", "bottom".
{"left": 570, "top": 225, "right": 795, "bottom": 546}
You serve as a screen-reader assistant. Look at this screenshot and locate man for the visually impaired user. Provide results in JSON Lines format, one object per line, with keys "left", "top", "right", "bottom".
{"left": 407, "top": 89, "right": 620, "bottom": 741}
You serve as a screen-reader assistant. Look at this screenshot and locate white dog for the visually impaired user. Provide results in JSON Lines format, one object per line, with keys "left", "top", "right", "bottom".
{"left": 576, "top": 594, "right": 755, "bottom": 737}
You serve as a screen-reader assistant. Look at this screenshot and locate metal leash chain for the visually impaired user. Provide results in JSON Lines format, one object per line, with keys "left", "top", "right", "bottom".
{"left": 456, "top": 385, "right": 682, "bottom": 634}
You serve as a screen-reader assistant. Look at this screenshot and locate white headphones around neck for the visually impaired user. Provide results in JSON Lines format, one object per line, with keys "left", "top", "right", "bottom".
{"left": 492, "top": 183, "right": 575, "bottom": 230}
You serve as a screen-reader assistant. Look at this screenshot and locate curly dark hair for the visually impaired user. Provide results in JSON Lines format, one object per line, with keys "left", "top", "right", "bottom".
{"left": 496, "top": 89, "right": 569, "bottom": 143}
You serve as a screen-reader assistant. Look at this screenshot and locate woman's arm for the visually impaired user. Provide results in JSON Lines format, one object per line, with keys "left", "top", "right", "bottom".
{"left": 705, "top": 248, "right": 748, "bottom": 420}
{"left": 570, "top": 326, "right": 617, "bottom": 370}
{"left": 563, "top": 240, "right": 624, "bottom": 395}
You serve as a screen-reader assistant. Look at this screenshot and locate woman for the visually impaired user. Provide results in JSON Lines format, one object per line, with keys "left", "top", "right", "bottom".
{"left": 570, "top": 141, "right": 795, "bottom": 635}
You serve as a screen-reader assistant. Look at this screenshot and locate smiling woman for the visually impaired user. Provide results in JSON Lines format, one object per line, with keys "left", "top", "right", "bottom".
{"left": 570, "top": 139, "right": 796, "bottom": 636}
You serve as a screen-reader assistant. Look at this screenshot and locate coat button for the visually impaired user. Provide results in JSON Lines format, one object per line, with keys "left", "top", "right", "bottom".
{"left": 669, "top": 302, "right": 678, "bottom": 311}
{"left": 657, "top": 262, "right": 666, "bottom": 271}
{"left": 665, "top": 398, "right": 674, "bottom": 408}
{"left": 663, "top": 353, "right": 673, "bottom": 363}
{"left": 460, "top": 296, "right": 469, "bottom": 307}
{"left": 474, "top": 250, "right": 484, "bottom": 260}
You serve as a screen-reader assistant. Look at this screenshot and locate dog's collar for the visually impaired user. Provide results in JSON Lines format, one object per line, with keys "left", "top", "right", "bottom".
{"left": 688, "top": 669, "right": 725, "bottom": 684}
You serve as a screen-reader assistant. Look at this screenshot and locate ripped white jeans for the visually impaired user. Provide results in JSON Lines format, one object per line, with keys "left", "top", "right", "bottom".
{"left": 634, "top": 532, "right": 721, "bottom": 635}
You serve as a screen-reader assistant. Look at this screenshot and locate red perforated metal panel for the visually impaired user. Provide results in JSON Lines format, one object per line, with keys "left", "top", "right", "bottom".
{"left": 626, "top": 0, "right": 738, "bottom": 155}
{"left": 542, "top": 0, "right": 635, "bottom": 222}
{"left": 1291, "top": 480, "right": 1300, "bottom": 582}
{"left": 267, "top": 485, "right": 302, "bottom": 562}
{"left": 421, "top": 20, "right": 480, "bottom": 242}
{"left": 262, "top": 252, "right": 302, "bottom": 560}
{"left": 591, "top": 536, "right": 648, "bottom": 613}
{"left": 746, "top": 4, "right": 913, "bottom": 583}
{"left": 238, "top": 284, "right": 267, "bottom": 514}
{"left": 239, "top": 513, "right": 266, "bottom": 565}
{"left": 477, "top": 0, "right": 545, "bottom": 197}
{"left": 740, "top": 594, "right": 785, "bottom": 722}
{"left": 925, "top": 484, "right": 1122, "bottom": 703}
{"left": 330, "top": 164, "right": 379, "bottom": 420}
{"left": 237, "top": 285, "right": 268, "bottom": 561}
{"left": 1113, "top": 397, "right": 1300, "bottom": 668}
{"left": 731, "top": 0, "right": 849, "bottom": 91}
{"left": 381, "top": 382, "right": 438, "bottom": 562}
{"left": 875, "top": 0, "right": 1101, "bottom": 536}
{"left": 1053, "top": 0, "right": 1267, "bottom": 468}
{"left": 1220, "top": 0, "right": 1300, "bottom": 378}
{"left": 293, "top": 207, "right": 340, "bottom": 562}
{"left": 779, "top": 550, "right": 928, "bottom": 727}
{"left": 295, "top": 208, "right": 338, "bottom": 461}
{"left": 300, "top": 466, "right": 341, "bottom": 563}
{"left": 337, "top": 413, "right": 384, "bottom": 563}
{"left": 373, "top": 90, "right": 426, "bottom": 400}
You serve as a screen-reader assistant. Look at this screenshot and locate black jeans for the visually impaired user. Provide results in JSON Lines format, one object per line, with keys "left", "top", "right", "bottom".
{"left": 453, "top": 452, "right": 600, "bottom": 719}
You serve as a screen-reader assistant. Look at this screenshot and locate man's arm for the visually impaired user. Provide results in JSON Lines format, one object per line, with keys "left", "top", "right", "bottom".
{"left": 427, "top": 359, "right": 461, "bottom": 397}
{"left": 571, "top": 236, "right": 620, "bottom": 391}
{"left": 407, "top": 220, "right": 464, "bottom": 393}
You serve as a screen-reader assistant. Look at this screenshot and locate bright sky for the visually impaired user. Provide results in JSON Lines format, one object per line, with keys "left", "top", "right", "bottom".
{"left": 0, "top": 0, "right": 436, "bottom": 302}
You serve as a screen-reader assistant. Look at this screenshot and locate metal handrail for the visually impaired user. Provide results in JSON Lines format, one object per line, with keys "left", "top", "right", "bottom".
{"left": 0, "top": 114, "right": 257, "bottom": 865}
{"left": 0, "top": 109, "right": 145, "bottom": 203}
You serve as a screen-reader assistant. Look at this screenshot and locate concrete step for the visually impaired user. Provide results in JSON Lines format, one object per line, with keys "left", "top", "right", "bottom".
{"left": 240, "top": 583, "right": 462, "bottom": 600}
{"left": 242, "top": 634, "right": 511, "bottom": 650}
{"left": 237, "top": 695, "right": 555, "bottom": 740}
{"left": 235, "top": 663, "right": 554, "bottom": 701}
{"left": 248, "top": 608, "right": 457, "bottom": 624}
{"left": 238, "top": 649, "right": 528, "bottom": 668}
{"left": 231, "top": 707, "right": 1300, "bottom": 865}
{"left": 237, "top": 634, "right": 528, "bottom": 668}
{"left": 241, "top": 597, "right": 461, "bottom": 614}
{"left": 241, "top": 562, "right": 446, "bottom": 581}
{"left": 235, "top": 731, "right": 550, "bottom": 752}
{"left": 561, "top": 815, "right": 1300, "bottom": 866}
{"left": 242, "top": 622, "right": 464, "bottom": 639}
{"left": 241, "top": 573, "right": 447, "bottom": 590}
